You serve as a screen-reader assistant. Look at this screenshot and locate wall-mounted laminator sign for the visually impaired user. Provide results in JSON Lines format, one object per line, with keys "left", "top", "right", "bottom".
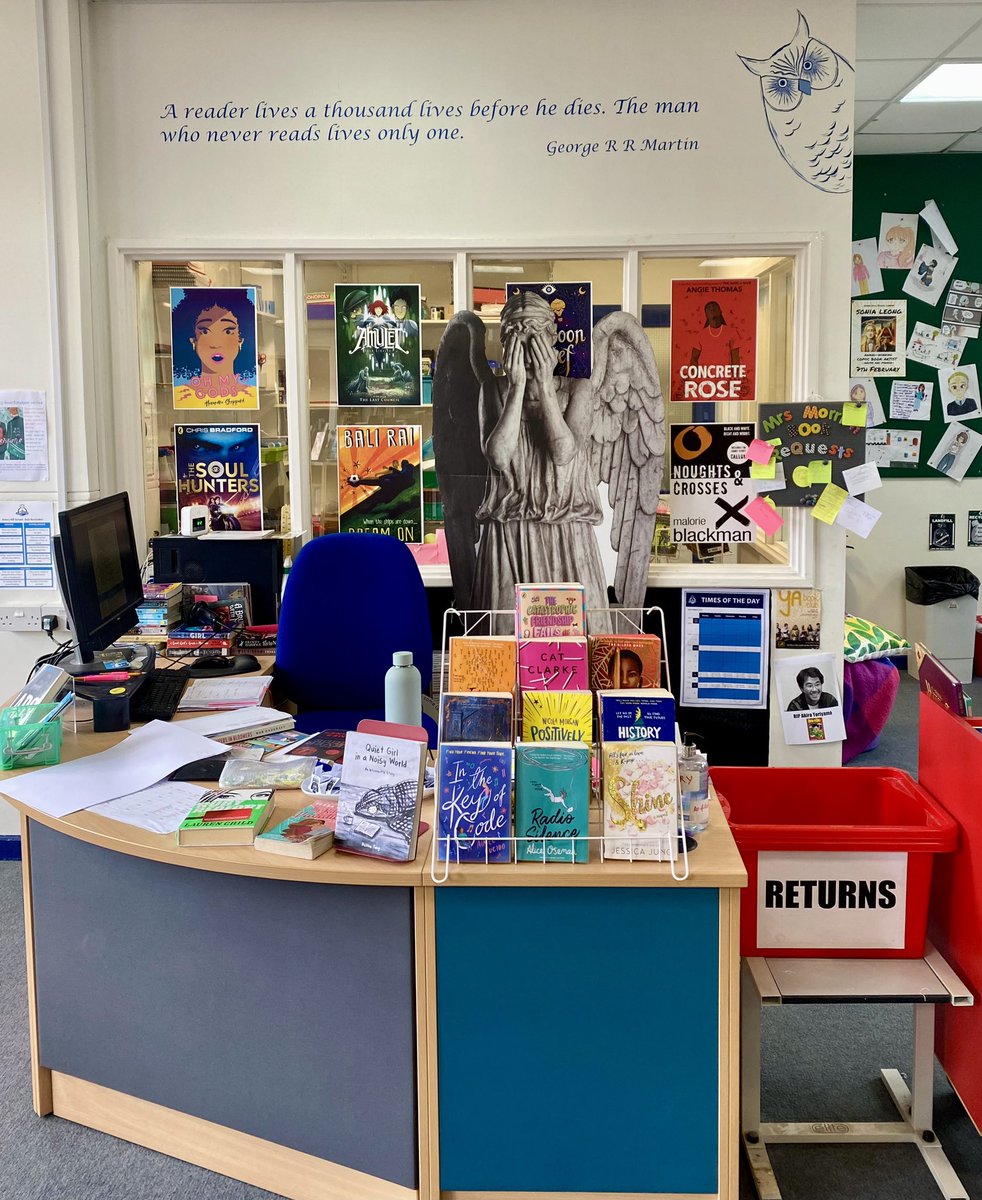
{"left": 669, "top": 423, "right": 753, "bottom": 545}
{"left": 756, "top": 850, "right": 909, "bottom": 951}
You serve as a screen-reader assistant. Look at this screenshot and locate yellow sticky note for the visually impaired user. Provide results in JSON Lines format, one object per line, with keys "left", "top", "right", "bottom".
{"left": 767, "top": 437, "right": 782, "bottom": 448}
{"left": 807, "top": 460, "right": 833, "bottom": 484}
{"left": 750, "top": 459, "right": 777, "bottom": 479}
{"left": 812, "top": 483, "right": 848, "bottom": 525}
{"left": 792, "top": 465, "right": 811, "bottom": 487}
{"left": 842, "top": 401, "right": 868, "bottom": 426}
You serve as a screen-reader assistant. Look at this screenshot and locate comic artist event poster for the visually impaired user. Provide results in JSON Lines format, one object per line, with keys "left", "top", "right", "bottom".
{"left": 669, "top": 423, "right": 754, "bottom": 546}
{"left": 505, "top": 280, "right": 593, "bottom": 378}
{"left": 758, "top": 404, "right": 866, "bottom": 507}
{"left": 669, "top": 278, "right": 758, "bottom": 404}
{"left": 170, "top": 287, "right": 259, "bottom": 411}
{"left": 337, "top": 424, "right": 423, "bottom": 543}
{"left": 335, "top": 284, "right": 422, "bottom": 406}
{"left": 850, "top": 299, "right": 905, "bottom": 376}
{"left": 174, "top": 424, "right": 263, "bottom": 532}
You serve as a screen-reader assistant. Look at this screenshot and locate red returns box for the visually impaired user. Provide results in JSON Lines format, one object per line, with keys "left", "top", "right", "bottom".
{"left": 710, "top": 767, "right": 957, "bottom": 959}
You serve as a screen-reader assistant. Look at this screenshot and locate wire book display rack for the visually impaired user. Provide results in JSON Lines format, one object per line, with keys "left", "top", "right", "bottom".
{"left": 431, "top": 604, "right": 690, "bottom": 884}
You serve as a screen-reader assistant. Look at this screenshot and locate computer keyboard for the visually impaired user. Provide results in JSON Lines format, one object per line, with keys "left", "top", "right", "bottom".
{"left": 130, "top": 668, "right": 190, "bottom": 723}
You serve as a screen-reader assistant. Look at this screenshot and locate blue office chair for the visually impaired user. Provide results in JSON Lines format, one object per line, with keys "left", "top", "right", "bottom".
{"left": 274, "top": 532, "right": 437, "bottom": 745}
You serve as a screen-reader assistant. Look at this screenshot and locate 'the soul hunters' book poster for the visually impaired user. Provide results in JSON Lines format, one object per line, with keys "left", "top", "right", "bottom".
{"left": 335, "top": 283, "right": 422, "bottom": 405}
{"left": 170, "top": 287, "right": 259, "bottom": 410}
{"left": 670, "top": 278, "right": 758, "bottom": 404}
{"left": 337, "top": 424, "right": 423, "bottom": 542}
{"left": 174, "top": 424, "right": 263, "bottom": 531}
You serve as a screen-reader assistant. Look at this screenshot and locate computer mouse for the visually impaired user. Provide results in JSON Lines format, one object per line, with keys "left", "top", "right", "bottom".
{"left": 187, "top": 654, "right": 262, "bottom": 677}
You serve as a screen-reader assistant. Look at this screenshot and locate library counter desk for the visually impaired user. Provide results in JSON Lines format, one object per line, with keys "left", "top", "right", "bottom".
{"left": 5, "top": 727, "right": 747, "bottom": 1200}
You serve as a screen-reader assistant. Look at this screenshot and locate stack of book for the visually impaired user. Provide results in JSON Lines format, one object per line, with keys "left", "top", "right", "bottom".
{"left": 132, "top": 582, "right": 183, "bottom": 641}
{"left": 165, "top": 623, "right": 239, "bottom": 659}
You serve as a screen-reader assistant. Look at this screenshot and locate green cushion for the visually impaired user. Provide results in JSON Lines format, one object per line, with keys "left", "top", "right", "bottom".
{"left": 844, "top": 613, "right": 910, "bottom": 663}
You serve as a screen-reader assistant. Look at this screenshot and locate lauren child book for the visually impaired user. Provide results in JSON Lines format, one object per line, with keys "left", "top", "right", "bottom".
{"left": 515, "top": 742, "right": 590, "bottom": 863}
{"left": 437, "top": 742, "right": 513, "bottom": 863}
{"left": 335, "top": 731, "right": 426, "bottom": 862}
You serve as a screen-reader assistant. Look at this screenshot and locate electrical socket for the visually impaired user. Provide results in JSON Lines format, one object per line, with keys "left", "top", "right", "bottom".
{"left": 0, "top": 605, "right": 43, "bottom": 631}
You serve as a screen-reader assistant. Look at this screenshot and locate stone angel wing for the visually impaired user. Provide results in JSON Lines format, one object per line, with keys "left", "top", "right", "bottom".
{"left": 431, "top": 313, "right": 493, "bottom": 610}
{"left": 590, "top": 312, "right": 666, "bottom": 613}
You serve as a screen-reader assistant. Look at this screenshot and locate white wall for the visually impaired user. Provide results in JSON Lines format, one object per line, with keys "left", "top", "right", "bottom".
{"left": 2, "top": 0, "right": 858, "bottom": 833}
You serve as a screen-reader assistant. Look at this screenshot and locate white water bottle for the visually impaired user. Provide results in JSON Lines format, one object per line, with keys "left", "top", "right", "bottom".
{"left": 384, "top": 651, "right": 422, "bottom": 726}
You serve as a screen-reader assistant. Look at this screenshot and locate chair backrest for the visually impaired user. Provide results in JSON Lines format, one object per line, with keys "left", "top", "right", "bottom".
{"left": 275, "top": 533, "right": 433, "bottom": 713}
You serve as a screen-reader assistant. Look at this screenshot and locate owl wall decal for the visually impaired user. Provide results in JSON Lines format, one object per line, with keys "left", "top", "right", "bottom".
{"left": 739, "top": 10, "right": 853, "bottom": 194}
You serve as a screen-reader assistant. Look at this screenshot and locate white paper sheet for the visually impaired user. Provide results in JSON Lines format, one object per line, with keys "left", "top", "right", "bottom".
{"left": 177, "top": 675, "right": 273, "bottom": 711}
{"left": 0, "top": 500, "right": 55, "bottom": 588}
{"left": 842, "top": 462, "right": 883, "bottom": 496}
{"left": 834, "top": 496, "right": 882, "bottom": 539}
{"left": 88, "top": 780, "right": 209, "bottom": 833}
{"left": 0, "top": 721, "right": 228, "bottom": 818}
{"left": 921, "top": 199, "right": 958, "bottom": 256}
{"left": 0, "top": 391, "right": 49, "bottom": 482}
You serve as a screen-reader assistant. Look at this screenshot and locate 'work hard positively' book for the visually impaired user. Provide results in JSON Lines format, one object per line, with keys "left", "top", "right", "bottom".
{"left": 515, "top": 742, "right": 590, "bottom": 863}
{"left": 602, "top": 742, "right": 678, "bottom": 860}
{"left": 521, "top": 690, "right": 592, "bottom": 743}
{"left": 597, "top": 688, "right": 676, "bottom": 743}
{"left": 439, "top": 692, "right": 513, "bottom": 743}
{"left": 515, "top": 583, "right": 586, "bottom": 640}
{"left": 436, "top": 742, "right": 513, "bottom": 862}
{"left": 335, "top": 731, "right": 426, "bottom": 862}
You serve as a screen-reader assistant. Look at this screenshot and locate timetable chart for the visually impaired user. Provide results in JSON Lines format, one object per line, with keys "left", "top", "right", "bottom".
{"left": 680, "top": 589, "right": 769, "bottom": 709}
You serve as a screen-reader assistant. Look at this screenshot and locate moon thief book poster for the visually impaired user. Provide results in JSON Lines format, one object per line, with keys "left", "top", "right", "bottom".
{"left": 504, "top": 280, "right": 593, "bottom": 378}
{"left": 174, "top": 423, "right": 263, "bottom": 532}
{"left": 337, "top": 423, "right": 423, "bottom": 542}
{"left": 335, "top": 283, "right": 422, "bottom": 405}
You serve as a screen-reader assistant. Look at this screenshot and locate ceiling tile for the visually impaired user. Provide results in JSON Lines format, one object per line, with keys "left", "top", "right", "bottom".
{"left": 856, "top": 100, "right": 889, "bottom": 127}
{"left": 863, "top": 98, "right": 982, "bottom": 132}
{"left": 944, "top": 129, "right": 982, "bottom": 149}
{"left": 856, "top": 131, "right": 965, "bottom": 153}
{"left": 855, "top": 58, "right": 934, "bottom": 100}
{"left": 945, "top": 23, "right": 982, "bottom": 55}
{"left": 857, "top": 5, "right": 982, "bottom": 58}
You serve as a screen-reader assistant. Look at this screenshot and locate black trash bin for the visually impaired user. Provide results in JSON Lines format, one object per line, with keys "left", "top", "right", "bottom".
{"left": 904, "top": 565, "right": 980, "bottom": 683}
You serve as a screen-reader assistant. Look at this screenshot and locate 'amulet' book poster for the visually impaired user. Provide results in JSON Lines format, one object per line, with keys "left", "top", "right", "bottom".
{"left": 174, "top": 424, "right": 263, "bottom": 531}
{"left": 337, "top": 424, "right": 423, "bottom": 542}
{"left": 335, "top": 283, "right": 422, "bottom": 406}
{"left": 670, "top": 278, "right": 758, "bottom": 404}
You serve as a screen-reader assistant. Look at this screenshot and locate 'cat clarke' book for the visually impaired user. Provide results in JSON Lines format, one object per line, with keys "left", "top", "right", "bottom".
{"left": 517, "top": 638, "right": 589, "bottom": 692}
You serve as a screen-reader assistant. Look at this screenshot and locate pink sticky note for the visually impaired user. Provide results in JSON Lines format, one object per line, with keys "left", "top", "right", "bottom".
{"left": 747, "top": 438, "right": 775, "bottom": 465}
{"left": 745, "top": 495, "right": 785, "bottom": 535}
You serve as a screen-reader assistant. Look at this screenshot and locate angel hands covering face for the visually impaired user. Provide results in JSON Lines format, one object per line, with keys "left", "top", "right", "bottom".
{"left": 432, "top": 292, "right": 665, "bottom": 627}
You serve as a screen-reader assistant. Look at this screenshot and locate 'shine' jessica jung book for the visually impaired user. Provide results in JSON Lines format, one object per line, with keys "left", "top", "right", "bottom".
{"left": 515, "top": 742, "right": 591, "bottom": 863}
{"left": 335, "top": 731, "right": 427, "bottom": 862}
{"left": 436, "top": 742, "right": 513, "bottom": 862}
{"left": 602, "top": 742, "right": 678, "bottom": 860}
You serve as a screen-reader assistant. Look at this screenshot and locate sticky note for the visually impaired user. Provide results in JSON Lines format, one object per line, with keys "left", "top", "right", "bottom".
{"left": 750, "top": 459, "right": 777, "bottom": 479}
{"left": 792, "top": 465, "right": 811, "bottom": 487}
{"left": 834, "top": 495, "right": 882, "bottom": 539}
{"left": 812, "top": 483, "right": 848, "bottom": 525}
{"left": 745, "top": 495, "right": 784, "bottom": 535}
{"left": 807, "top": 460, "right": 833, "bottom": 484}
{"left": 767, "top": 438, "right": 782, "bottom": 447}
{"left": 747, "top": 438, "right": 775, "bottom": 465}
{"left": 842, "top": 401, "right": 868, "bottom": 426}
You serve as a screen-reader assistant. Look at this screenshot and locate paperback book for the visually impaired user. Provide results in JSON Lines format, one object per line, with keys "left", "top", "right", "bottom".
{"left": 588, "top": 634, "right": 662, "bottom": 691}
{"left": 255, "top": 799, "right": 338, "bottom": 860}
{"left": 176, "top": 788, "right": 275, "bottom": 846}
{"left": 602, "top": 742, "right": 678, "bottom": 860}
{"left": 436, "top": 742, "right": 513, "bottom": 862}
{"left": 515, "top": 583, "right": 586, "bottom": 640}
{"left": 521, "top": 690, "right": 593, "bottom": 743}
{"left": 447, "top": 636, "right": 517, "bottom": 693}
{"left": 335, "top": 731, "right": 427, "bottom": 862}
{"left": 515, "top": 741, "right": 591, "bottom": 863}
{"left": 597, "top": 688, "right": 676, "bottom": 743}
{"left": 439, "top": 692, "right": 513, "bottom": 743}
{"left": 517, "top": 638, "right": 589, "bottom": 692}
{"left": 270, "top": 728, "right": 347, "bottom": 762}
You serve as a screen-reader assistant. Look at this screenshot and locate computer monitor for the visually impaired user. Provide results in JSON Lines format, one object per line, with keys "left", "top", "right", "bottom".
{"left": 53, "top": 492, "right": 146, "bottom": 675}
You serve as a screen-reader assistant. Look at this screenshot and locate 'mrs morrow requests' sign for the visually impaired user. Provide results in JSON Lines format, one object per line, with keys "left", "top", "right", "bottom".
{"left": 755, "top": 851, "right": 909, "bottom": 951}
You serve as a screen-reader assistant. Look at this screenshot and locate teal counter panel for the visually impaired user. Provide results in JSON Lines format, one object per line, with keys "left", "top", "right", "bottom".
{"left": 435, "top": 885, "right": 720, "bottom": 1194}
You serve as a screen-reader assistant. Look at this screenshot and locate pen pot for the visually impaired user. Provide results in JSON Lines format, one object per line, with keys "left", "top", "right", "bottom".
{"left": 0, "top": 704, "right": 65, "bottom": 769}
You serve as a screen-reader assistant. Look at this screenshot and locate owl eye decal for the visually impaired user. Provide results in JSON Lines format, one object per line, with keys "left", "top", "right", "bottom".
{"left": 800, "top": 39, "right": 837, "bottom": 89}
{"left": 765, "top": 74, "right": 802, "bottom": 110}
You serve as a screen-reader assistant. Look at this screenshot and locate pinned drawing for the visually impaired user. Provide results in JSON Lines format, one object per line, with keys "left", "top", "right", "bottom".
{"left": 739, "top": 11, "right": 854, "bottom": 194}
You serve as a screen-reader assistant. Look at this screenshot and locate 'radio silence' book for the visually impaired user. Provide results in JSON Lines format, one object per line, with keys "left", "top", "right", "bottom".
{"left": 515, "top": 742, "right": 591, "bottom": 863}
{"left": 436, "top": 742, "right": 513, "bottom": 862}
{"left": 602, "top": 742, "right": 678, "bottom": 860}
{"left": 334, "top": 731, "right": 426, "bottom": 862}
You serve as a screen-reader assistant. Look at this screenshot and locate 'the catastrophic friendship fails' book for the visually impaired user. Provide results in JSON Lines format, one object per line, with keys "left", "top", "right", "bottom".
{"left": 515, "top": 583, "right": 586, "bottom": 640}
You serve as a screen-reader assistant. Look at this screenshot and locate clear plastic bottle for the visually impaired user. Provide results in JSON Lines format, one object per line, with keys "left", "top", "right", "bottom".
{"left": 384, "top": 651, "right": 422, "bottom": 726}
{"left": 678, "top": 735, "right": 709, "bottom": 833}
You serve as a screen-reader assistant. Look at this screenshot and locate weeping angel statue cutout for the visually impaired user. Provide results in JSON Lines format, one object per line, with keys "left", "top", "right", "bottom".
{"left": 432, "top": 292, "right": 665, "bottom": 630}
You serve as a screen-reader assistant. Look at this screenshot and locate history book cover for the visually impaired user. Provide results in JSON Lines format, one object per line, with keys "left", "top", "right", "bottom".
{"left": 517, "top": 637, "right": 589, "bottom": 692}
{"left": 447, "top": 636, "right": 517, "bottom": 693}
{"left": 602, "top": 742, "right": 678, "bottom": 860}
{"left": 588, "top": 634, "right": 662, "bottom": 691}
{"left": 515, "top": 741, "right": 590, "bottom": 863}
{"left": 335, "top": 730, "right": 426, "bottom": 862}
{"left": 520, "top": 690, "right": 593, "bottom": 743}
{"left": 436, "top": 742, "right": 513, "bottom": 863}
{"left": 335, "top": 283, "right": 422, "bottom": 406}
{"left": 170, "top": 286, "right": 259, "bottom": 411}
{"left": 337, "top": 423, "right": 423, "bottom": 543}
{"left": 174, "top": 423, "right": 263, "bottom": 532}
{"left": 439, "top": 692, "right": 513, "bottom": 743}
{"left": 597, "top": 688, "right": 676, "bottom": 743}
{"left": 670, "top": 278, "right": 758, "bottom": 404}
{"left": 504, "top": 280, "right": 593, "bottom": 378}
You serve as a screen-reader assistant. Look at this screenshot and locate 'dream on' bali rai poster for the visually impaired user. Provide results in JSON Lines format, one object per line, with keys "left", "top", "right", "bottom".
{"left": 504, "top": 280, "right": 593, "bottom": 378}
{"left": 337, "top": 424, "right": 423, "bottom": 543}
{"left": 174, "top": 424, "right": 263, "bottom": 532}
{"left": 335, "top": 284, "right": 422, "bottom": 406}
{"left": 170, "top": 287, "right": 260, "bottom": 411}
{"left": 669, "top": 278, "right": 758, "bottom": 405}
